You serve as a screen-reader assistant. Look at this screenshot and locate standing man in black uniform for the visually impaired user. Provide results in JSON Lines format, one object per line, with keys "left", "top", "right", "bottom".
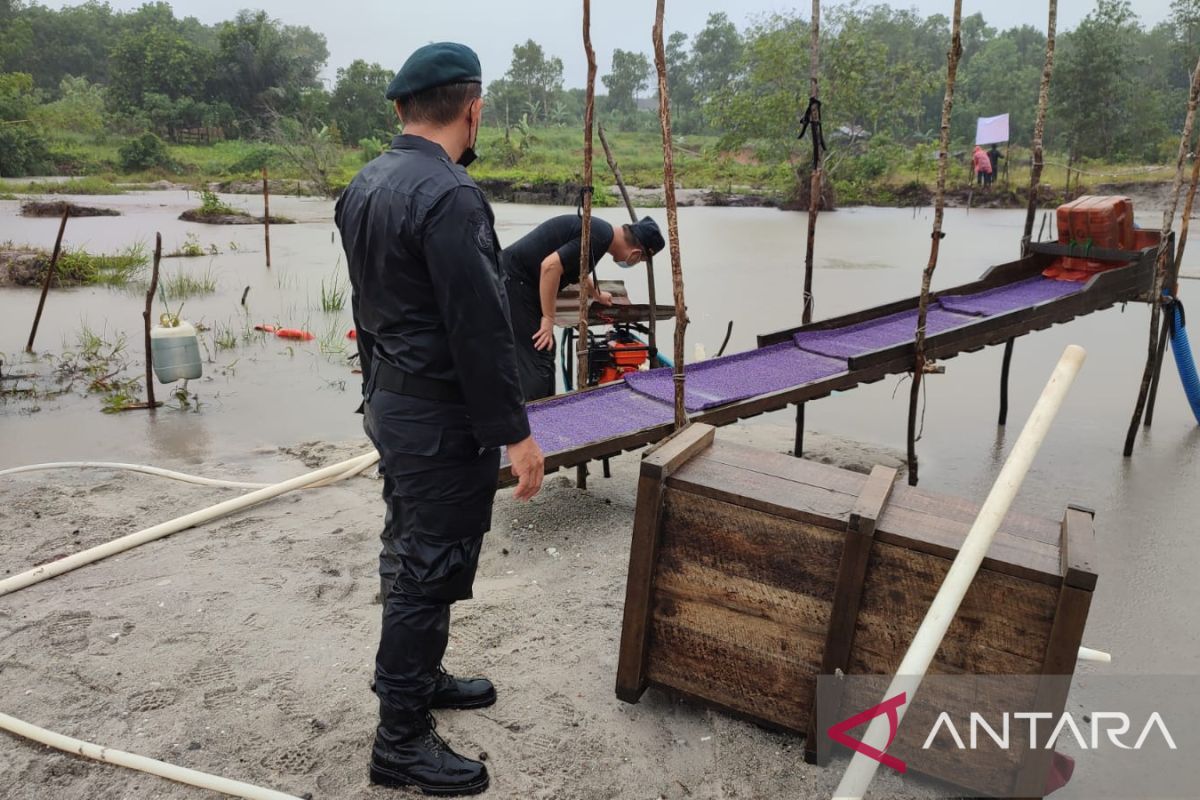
{"left": 501, "top": 213, "right": 665, "bottom": 400}
{"left": 335, "top": 42, "right": 544, "bottom": 796}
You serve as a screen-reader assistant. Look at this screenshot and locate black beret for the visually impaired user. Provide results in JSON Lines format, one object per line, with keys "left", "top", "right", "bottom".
{"left": 629, "top": 216, "right": 666, "bottom": 257}
{"left": 386, "top": 42, "right": 482, "bottom": 101}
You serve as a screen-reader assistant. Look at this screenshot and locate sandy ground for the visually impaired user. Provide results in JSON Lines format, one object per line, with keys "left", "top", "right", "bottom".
{"left": 0, "top": 423, "right": 943, "bottom": 800}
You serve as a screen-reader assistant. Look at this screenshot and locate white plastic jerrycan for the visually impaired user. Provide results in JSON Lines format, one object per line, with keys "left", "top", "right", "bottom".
{"left": 150, "top": 317, "right": 203, "bottom": 383}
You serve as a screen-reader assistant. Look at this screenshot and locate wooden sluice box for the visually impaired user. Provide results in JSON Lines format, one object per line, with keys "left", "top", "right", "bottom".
{"left": 616, "top": 424, "right": 1097, "bottom": 797}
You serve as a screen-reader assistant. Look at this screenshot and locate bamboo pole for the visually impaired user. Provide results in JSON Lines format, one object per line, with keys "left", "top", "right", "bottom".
{"left": 25, "top": 206, "right": 70, "bottom": 353}
{"left": 834, "top": 345, "right": 1087, "bottom": 800}
{"left": 141, "top": 234, "right": 162, "bottom": 410}
{"left": 907, "top": 1, "right": 964, "bottom": 486}
{"left": 262, "top": 166, "right": 271, "bottom": 269}
{"left": 654, "top": 0, "right": 690, "bottom": 430}
{"left": 802, "top": 0, "right": 823, "bottom": 325}
{"left": 1123, "top": 53, "right": 1200, "bottom": 457}
{"left": 1021, "top": 0, "right": 1057, "bottom": 255}
{"left": 599, "top": 123, "right": 658, "bottom": 362}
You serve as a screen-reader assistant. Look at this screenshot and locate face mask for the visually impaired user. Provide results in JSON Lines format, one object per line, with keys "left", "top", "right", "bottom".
{"left": 616, "top": 251, "right": 642, "bottom": 269}
{"left": 457, "top": 106, "right": 479, "bottom": 167}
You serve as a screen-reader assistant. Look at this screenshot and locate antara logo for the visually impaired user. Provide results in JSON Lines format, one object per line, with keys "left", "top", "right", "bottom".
{"left": 922, "top": 711, "right": 1178, "bottom": 752}
{"left": 827, "top": 692, "right": 909, "bottom": 773}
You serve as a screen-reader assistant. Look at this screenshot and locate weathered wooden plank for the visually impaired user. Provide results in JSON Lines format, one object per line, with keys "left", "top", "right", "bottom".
{"left": 669, "top": 453, "right": 1062, "bottom": 584}
{"left": 615, "top": 472, "right": 671, "bottom": 702}
{"left": 1062, "top": 504, "right": 1098, "bottom": 591}
{"left": 641, "top": 422, "right": 715, "bottom": 477}
{"left": 658, "top": 489, "right": 843, "bottom": 603}
{"left": 807, "top": 465, "right": 897, "bottom": 765}
{"left": 1011, "top": 583, "right": 1094, "bottom": 798}
{"left": 851, "top": 540, "right": 1057, "bottom": 671}
{"left": 645, "top": 594, "right": 819, "bottom": 730}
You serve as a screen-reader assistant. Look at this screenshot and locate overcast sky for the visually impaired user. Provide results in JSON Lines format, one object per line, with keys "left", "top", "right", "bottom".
{"left": 44, "top": 0, "right": 1174, "bottom": 86}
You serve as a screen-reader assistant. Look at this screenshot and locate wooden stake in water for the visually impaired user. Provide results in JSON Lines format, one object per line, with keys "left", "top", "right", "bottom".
{"left": 25, "top": 206, "right": 69, "bottom": 353}
{"left": 1021, "top": 0, "right": 1058, "bottom": 256}
{"left": 141, "top": 234, "right": 162, "bottom": 410}
{"left": 262, "top": 166, "right": 272, "bottom": 269}
{"left": 907, "top": 0, "right": 964, "bottom": 486}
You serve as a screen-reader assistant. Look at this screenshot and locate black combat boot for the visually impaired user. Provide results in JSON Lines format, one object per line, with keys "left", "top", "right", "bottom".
{"left": 431, "top": 665, "right": 496, "bottom": 710}
{"left": 370, "top": 710, "right": 489, "bottom": 796}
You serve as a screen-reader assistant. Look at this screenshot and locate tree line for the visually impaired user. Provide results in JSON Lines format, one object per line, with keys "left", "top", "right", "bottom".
{"left": 1, "top": 0, "right": 1198, "bottom": 179}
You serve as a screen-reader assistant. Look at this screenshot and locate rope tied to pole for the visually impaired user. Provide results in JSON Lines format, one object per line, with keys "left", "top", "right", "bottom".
{"left": 797, "top": 96, "right": 827, "bottom": 171}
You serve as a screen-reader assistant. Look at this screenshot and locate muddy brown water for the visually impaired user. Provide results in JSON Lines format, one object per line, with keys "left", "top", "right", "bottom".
{"left": 2, "top": 189, "right": 1198, "bottom": 796}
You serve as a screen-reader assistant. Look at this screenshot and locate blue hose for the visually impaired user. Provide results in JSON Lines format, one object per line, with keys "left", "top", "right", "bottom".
{"left": 1168, "top": 297, "right": 1200, "bottom": 424}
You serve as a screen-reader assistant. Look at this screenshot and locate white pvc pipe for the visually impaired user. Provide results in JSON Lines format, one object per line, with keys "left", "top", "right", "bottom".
{"left": 0, "top": 712, "right": 303, "bottom": 800}
{"left": 1078, "top": 646, "right": 1112, "bottom": 664}
{"left": 0, "top": 450, "right": 379, "bottom": 597}
{"left": 833, "top": 344, "right": 1086, "bottom": 800}
{"left": 0, "top": 462, "right": 273, "bottom": 490}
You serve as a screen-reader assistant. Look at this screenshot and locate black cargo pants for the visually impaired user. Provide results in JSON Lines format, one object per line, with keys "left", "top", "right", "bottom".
{"left": 363, "top": 377, "right": 500, "bottom": 719}
{"left": 500, "top": 253, "right": 556, "bottom": 402}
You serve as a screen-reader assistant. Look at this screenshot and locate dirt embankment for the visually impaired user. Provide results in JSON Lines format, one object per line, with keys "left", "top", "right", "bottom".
{"left": 20, "top": 201, "right": 121, "bottom": 218}
{"left": 179, "top": 209, "right": 294, "bottom": 225}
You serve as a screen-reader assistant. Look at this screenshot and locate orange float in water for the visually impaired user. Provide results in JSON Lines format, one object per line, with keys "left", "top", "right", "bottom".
{"left": 275, "top": 328, "right": 315, "bottom": 341}
{"left": 347, "top": 329, "right": 357, "bottom": 340}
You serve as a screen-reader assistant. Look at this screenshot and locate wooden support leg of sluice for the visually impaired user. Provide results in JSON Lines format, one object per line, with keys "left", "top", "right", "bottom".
{"left": 576, "top": 463, "right": 588, "bottom": 490}
{"left": 1144, "top": 308, "right": 1171, "bottom": 428}
{"left": 602, "top": 457, "right": 612, "bottom": 479}
{"left": 999, "top": 338, "right": 1015, "bottom": 426}
{"left": 793, "top": 403, "right": 805, "bottom": 458}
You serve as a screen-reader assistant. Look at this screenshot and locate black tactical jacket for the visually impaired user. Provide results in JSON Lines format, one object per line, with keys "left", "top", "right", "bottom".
{"left": 335, "top": 134, "right": 530, "bottom": 448}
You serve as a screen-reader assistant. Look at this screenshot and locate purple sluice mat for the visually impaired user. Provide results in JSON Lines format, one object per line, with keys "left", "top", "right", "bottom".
{"left": 520, "top": 383, "right": 674, "bottom": 457}
{"left": 622, "top": 343, "right": 848, "bottom": 412}
{"left": 937, "top": 276, "right": 1084, "bottom": 316}
{"left": 793, "top": 307, "right": 976, "bottom": 360}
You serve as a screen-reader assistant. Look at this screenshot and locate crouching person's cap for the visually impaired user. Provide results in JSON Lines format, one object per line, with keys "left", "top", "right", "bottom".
{"left": 386, "top": 42, "right": 482, "bottom": 101}
{"left": 630, "top": 216, "right": 666, "bottom": 257}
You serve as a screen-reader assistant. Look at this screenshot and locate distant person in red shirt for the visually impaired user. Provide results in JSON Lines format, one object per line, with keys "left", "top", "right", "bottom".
{"left": 973, "top": 145, "right": 993, "bottom": 188}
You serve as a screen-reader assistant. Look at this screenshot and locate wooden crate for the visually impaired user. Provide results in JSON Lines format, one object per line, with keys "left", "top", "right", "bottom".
{"left": 616, "top": 424, "right": 1097, "bottom": 798}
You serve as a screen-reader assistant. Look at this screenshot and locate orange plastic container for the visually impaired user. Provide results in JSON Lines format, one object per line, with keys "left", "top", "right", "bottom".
{"left": 1046, "top": 195, "right": 1135, "bottom": 280}
{"left": 611, "top": 341, "right": 649, "bottom": 368}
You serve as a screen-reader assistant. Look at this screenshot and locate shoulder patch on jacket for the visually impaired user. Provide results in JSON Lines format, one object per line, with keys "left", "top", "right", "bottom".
{"left": 469, "top": 208, "right": 493, "bottom": 253}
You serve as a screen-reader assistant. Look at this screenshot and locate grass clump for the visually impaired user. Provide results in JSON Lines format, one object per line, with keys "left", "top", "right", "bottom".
{"left": 159, "top": 266, "right": 218, "bottom": 299}
{"left": 55, "top": 244, "right": 147, "bottom": 287}
{"left": 8, "top": 177, "right": 126, "bottom": 195}
{"left": 319, "top": 270, "right": 347, "bottom": 312}
{"left": 199, "top": 189, "right": 240, "bottom": 216}
{"left": 166, "top": 233, "right": 218, "bottom": 258}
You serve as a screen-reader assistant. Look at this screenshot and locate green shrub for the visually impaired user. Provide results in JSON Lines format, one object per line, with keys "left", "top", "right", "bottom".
{"left": 118, "top": 132, "right": 173, "bottom": 171}
{"left": 0, "top": 124, "right": 52, "bottom": 177}
{"left": 227, "top": 145, "right": 279, "bottom": 175}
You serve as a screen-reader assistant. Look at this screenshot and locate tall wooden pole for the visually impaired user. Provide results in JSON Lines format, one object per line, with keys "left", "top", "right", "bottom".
{"left": 654, "top": 0, "right": 689, "bottom": 430}
{"left": 262, "top": 167, "right": 272, "bottom": 269}
{"left": 1124, "top": 54, "right": 1200, "bottom": 456}
{"left": 575, "top": 0, "right": 597, "bottom": 490}
{"left": 577, "top": 0, "right": 596, "bottom": 393}
{"left": 1145, "top": 144, "right": 1200, "bottom": 428}
{"left": 907, "top": 0, "right": 964, "bottom": 486}
{"left": 142, "top": 234, "right": 162, "bottom": 410}
{"left": 802, "top": 0, "right": 822, "bottom": 326}
{"left": 599, "top": 123, "right": 658, "bottom": 362}
{"left": 25, "top": 207, "right": 70, "bottom": 353}
{"left": 1021, "top": 0, "right": 1057, "bottom": 256}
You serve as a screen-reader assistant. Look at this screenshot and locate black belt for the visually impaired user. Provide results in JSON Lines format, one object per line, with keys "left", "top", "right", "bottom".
{"left": 373, "top": 360, "right": 464, "bottom": 403}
